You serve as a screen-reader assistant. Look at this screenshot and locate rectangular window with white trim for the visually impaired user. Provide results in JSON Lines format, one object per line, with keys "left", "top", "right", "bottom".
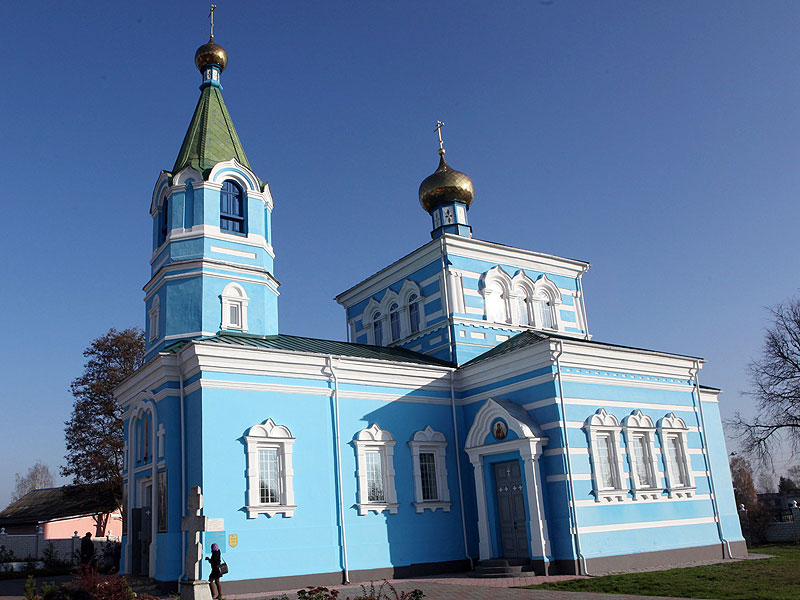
{"left": 408, "top": 426, "right": 451, "bottom": 513}
{"left": 657, "top": 412, "right": 696, "bottom": 498}
{"left": 354, "top": 424, "right": 398, "bottom": 515}
{"left": 244, "top": 419, "right": 296, "bottom": 517}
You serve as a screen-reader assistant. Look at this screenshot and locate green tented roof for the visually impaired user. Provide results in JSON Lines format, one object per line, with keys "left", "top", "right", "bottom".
{"left": 165, "top": 333, "right": 454, "bottom": 367}
{"left": 172, "top": 85, "right": 252, "bottom": 179}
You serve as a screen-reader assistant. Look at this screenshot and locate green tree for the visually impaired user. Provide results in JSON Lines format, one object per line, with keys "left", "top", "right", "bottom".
{"left": 62, "top": 328, "right": 145, "bottom": 499}
{"left": 11, "top": 460, "right": 55, "bottom": 503}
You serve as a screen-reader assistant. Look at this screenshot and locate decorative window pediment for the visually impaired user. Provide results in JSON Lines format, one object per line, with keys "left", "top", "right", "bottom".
{"left": 353, "top": 424, "right": 398, "bottom": 515}
{"left": 657, "top": 413, "right": 695, "bottom": 498}
{"left": 244, "top": 419, "right": 296, "bottom": 517}
{"left": 362, "top": 281, "right": 426, "bottom": 344}
{"left": 584, "top": 409, "right": 627, "bottom": 503}
{"left": 481, "top": 268, "right": 562, "bottom": 330}
{"left": 481, "top": 266, "right": 513, "bottom": 325}
{"left": 408, "top": 426, "right": 451, "bottom": 513}
{"left": 221, "top": 282, "right": 249, "bottom": 332}
{"left": 622, "top": 410, "right": 660, "bottom": 500}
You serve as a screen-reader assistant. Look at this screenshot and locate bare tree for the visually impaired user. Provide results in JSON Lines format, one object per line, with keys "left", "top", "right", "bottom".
{"left": 729, "top": 455, "right": 758, "bottom": 509}
{"left": 730, "top": 297, "right": 800, "bottom": 460}
{"left": 756, "top": 471, "right": 775, "bottom": 494}
{"left": 11, "top": 461, "right": 55, "bottom": 503}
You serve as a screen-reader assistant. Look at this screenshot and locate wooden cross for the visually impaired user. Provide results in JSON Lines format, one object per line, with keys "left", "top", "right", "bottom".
{"left": 434, "top": 120, "right": 445, "bottom": 153}
{"left": 209, "top": 4, "right": 217, "bottom": 39}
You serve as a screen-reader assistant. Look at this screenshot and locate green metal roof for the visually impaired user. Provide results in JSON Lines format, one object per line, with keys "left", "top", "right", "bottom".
{"left": 461, "top": 329, "right": 704, "bottom": 368}
{"left": 461, "top": 330, "right": 551, "bottom": 367}
{"left": 172, "top": 84, "right": 252, "bottom": 178}
{"left": 165, "top": 333, "right": 454, "bottom": 367}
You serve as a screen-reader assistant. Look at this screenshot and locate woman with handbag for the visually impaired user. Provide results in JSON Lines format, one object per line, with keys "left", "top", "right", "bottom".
{"left": 205, "top": 543, "right": 227, "bottom": 599}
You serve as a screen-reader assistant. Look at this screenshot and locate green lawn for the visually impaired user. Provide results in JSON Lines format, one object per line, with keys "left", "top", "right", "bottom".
{"left": 521, "top": 545, "right": 800, "bottom": 600}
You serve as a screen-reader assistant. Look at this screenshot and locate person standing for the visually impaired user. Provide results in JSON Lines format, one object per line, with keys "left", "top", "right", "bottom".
{"left": 205, "top": 543, "right": 223, "bottom": 599}
{"left": 80, "top": 532, "right": 94, "bottom": 567}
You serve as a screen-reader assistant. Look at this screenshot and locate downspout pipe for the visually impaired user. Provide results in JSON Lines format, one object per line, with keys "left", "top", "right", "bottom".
{"left": 577, "top": 267, "right": 590, "bottom": 338}
{"left": 439, "top": 236, "right": 473, "bottom": 569}
{"left": 177, "top": 345, "right": 188, "bottom": 590}
{"left": 450, "top": 370, "right": 473, "bottom": 570}
{"left": 327, "top": 356, "right": 350, "bottom": 584}
{"left": 554, "top": 341, "right": 589, "bottom": 575}
{"left": 691, "top": 360, "right": 733, "bottom": 559}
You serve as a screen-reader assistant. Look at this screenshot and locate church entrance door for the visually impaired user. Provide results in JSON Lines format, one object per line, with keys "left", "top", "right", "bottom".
{"left": 131, "top": 481, "right": 152, "bottom": 576}
{"left": 494, "top": 460, "right": 529, "bottom": 559}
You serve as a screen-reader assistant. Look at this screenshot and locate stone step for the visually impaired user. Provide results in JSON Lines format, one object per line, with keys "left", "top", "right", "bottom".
{"left": 471, "top": 572, "right": 521, "bottom": 579}
{"left": 474, "top": 565, "right": 524, "bottom": 575}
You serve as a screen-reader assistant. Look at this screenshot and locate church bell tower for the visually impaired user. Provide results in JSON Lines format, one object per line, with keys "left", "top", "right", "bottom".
{"left": 144, "top": 23, "right": 278, "bottom": 359}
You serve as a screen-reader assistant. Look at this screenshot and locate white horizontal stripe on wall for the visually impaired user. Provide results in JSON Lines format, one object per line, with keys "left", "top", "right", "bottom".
{"left": 546, "top": 473, "right": 593, "bottom": 482}
{"left": 523, "top": 397, "right": 701, "bottom": 414}
{"left": 209, "top": 245, "right": 257, "bottom": 259}
{"left": 578, "top": 516, "right": 716, "bottom": 534}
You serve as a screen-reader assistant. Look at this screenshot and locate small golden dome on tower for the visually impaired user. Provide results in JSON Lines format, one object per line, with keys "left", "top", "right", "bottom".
{"left": 195, "top": 38, "right": 228, "bottom": 72}
{"left": 419, "top": 151, "right": 475, "bottom": 213}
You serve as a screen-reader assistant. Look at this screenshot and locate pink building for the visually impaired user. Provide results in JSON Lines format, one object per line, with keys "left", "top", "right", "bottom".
{"left": 0, "top": 484, "right": 121, "bottom": 538}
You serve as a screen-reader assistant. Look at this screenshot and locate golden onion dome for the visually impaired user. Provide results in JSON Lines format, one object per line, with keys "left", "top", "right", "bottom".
{"left": 418, "top": 151, "right": 474, "bottom": 213}
{"left": 195, "top": 38, "right": 228, "bottom": 72}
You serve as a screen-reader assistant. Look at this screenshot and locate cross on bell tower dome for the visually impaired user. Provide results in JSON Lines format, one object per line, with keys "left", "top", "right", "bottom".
{"left": 418, "top": 121, "right": 474, "bottom": 239}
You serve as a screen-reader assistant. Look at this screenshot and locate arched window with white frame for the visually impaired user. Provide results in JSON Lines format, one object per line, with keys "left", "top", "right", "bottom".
{"left": 408, "top": 294, "right": 421, "bottom": 334}
{"left": 148, "top": 295, "right": 160, "bottom": 342}
{"left": 220, "top": 180, "right": 246, "bottom": 234}
{"left": 389, "top": 303, "right": 401, "bottom": 341}
{"left": 399, "top": 280, "right": 425, "bottom": 336}
{"left": 512, "top": 289, "right": 530, "bottom": 326}
{"left": 221, "top": 282, "right": 250, "bottom": 332}
{"left": 244, "top": 419, "right": 296, "bottom": 517}
{"left": 481, "top": 266, "right": 513, "bottom": 325}
{"left": 584, "top": 409, "right": 627, "bottom": 503}
{"left": 372, "top": 312, "right": 383, "bottom": 346}
{"left": 622, "top": 410, "right": 661, "bottom": 500}
{"left": 408, "top": 426, "right": 451, "bottom": 513}
{"left": 657, "top": 413, "right": 695, "bottom": 498}
{"left": 353, "top": 424, "right": 398, "bottom": 515}
{"left": 532, "top": 291, "right": 554, "bottom": 329}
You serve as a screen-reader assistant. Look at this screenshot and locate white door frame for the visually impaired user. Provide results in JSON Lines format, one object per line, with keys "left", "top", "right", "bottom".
{"left": 464, "top": 398, "right": 550, "bottom": 561}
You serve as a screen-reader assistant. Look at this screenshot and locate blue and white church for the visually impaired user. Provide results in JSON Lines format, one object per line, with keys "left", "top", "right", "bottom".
{"left": 117, "top": 31, "right": 745, "bottom": 592}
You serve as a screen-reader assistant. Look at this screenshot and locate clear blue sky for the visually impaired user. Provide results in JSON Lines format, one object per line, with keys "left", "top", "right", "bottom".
{"left": 2, "top": 1, "right": 799, "bottom": 506}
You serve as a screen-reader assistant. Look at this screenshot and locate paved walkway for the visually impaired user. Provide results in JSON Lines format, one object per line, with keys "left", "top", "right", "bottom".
{"left": 228, "top": 577, "right": 706, "bottom": 600}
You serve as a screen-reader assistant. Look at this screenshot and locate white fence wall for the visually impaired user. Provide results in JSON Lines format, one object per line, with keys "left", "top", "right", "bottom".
{"left": 0, "top": 529, "right": 114, "bottom": 563}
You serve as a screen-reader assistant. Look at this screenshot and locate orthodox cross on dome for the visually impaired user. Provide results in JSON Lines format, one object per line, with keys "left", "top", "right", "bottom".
{"left": 434, "top": 120, "right": 446, "bottom": 155}
{"left": 209, "top": 4, "right": 217, "bottom": 39}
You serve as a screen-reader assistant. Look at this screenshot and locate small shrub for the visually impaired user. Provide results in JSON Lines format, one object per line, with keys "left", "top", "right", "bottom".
{"left": 0, "top": 545, "right": 15, "bottom": 564}
{"left": 23, "top": 556, "right": 38, "bottom": 574}
{"left": 23, "top": 575, "right": 57, "bottom": 600}
{"left": 73, "top": 565, "right": 134, "bottom": 600}
{"left": 42, "top": 544, "right": 67, "bottom": 570}
{"left": 268, "top": 596, "right": 290, "bottom": 600}
{"left": 297, "top": 586, "right": 339, "bottom": 600}
{"left": 350, "top": 581, "right": 424, "bottom": 600}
